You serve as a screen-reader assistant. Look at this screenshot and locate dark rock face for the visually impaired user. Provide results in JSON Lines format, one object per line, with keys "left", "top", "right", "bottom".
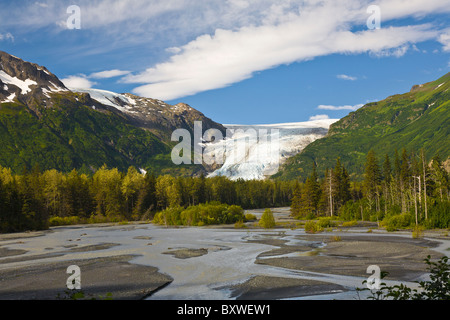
{"left": 103, "top": 92, "right": 226, "bottom": 141}
{"left": 0, "top": 51, "right": 70, "bottom": 108}
{"left": 0, "top": 51, "right": 66, "bottom": 88}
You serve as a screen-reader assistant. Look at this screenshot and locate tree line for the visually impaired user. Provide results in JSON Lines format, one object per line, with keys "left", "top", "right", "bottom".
{"left": 290, "top": 149, "right": 449, "bottom": 229}
{"left": 0, "top": 148, "right": 448, "bottom": 233}
{"left": 0, "top": 165, "right": 295, "bottom": 233}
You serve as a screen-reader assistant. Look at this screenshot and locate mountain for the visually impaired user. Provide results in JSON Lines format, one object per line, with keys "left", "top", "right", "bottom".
{"left": 206, "top": 120, "right": 337, "bottom": 180}
{"left": 4, "top": 50, "right": 446, "bottom": 181}
{"left": 273, "top": 72, "right": 450, "bottom": 181}
{"left": 0, "top": 51, "right": 224, "bottom": 175}
{"left": 69, "top": 88, "right": 225, "bottom": 142}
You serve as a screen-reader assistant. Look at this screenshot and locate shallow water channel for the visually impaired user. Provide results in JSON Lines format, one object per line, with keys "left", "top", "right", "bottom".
{"left": 1, "top": 220, "right": 447, "bottom": 300}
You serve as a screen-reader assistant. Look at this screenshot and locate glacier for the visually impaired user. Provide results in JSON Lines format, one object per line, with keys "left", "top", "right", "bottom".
{"left": 67, "top": 88, "right": 338, "bottom": 181}
{"left": 206, "top": 120, "right": 338, "bottom": 181}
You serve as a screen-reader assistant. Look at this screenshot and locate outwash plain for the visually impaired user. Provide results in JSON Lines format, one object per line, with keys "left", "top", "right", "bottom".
{"left": 0, "top": 208, "right": 448, "bottom": 300}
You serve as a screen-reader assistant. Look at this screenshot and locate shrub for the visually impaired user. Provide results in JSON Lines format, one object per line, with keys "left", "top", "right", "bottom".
{"left": 342, "top": 220, "right": 358, "bottom": 227}
{"left": 88, "top": 214, "right": 111, "bottom": 224}
{"left": 245, "top": 213, "right": 257, "bottom": 221}
{"left": 234, "top": 220, "right": 247, "bottom": 229}
{"left": 412, "top": 225, "right": 424, "bottom": 239}
{"left": 227, "top": 205, "right": 245, "bottom": 224}
{"left": 383, "top": 213, "right": 412, "bottom": 232}
{"left": 331, "top": 235, "right": 342, "bottom": 242}
{"left": 153, "top": 203, "right": 245, "bottom": 226}
{"left": 153, "top": 206, "right": 183, "bottom": 226}
{"left": 318, "top": 217, "right": 335, "bottom": 228}
{"left": 305, "top": 212, "right": 316, "bottom": 220}
{"left": 304, "top": 221, "right": 319, "bottom": 234}
{"left": 49, "top": 216, "right": 81, "bottom": 226}
{"left": 259, "top": 209, "right": 276, "bottom": 229}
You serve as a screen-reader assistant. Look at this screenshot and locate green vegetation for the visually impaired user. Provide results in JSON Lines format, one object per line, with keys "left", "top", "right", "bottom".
{"left": 49, "top": 216, "right": 81, "bottom": 226}
{"left": 274, "top": 72, "right": 450, "bottom": 181}
{"left": 0, "top": 74, "right": 448, "bottom": 233}
{"left": 0, "top": 165, "right": 294, "bottom": 233}
{"left": 382, "top": 213, "right": 412, "bottom": 232}
{"left": 234, "top": 220, "right": 247, "bottom": 229}
{"left": 259, "top": 209, "right": 276, "bottom": 229}
{"left": 57, "top": 289, "right": 113, "bottom": 300}
{"left": 317, "top": 217, "right": 335, "bottom": 228}
{"left": 152, "top": 202, "right": 245, "bottom": 226}
{"left": 0, "top": 145, "right": 448, "bottom": 233}
{"left": 330, "top": 235, "right": 342, "bottom": 242}
{"left": 290, "top": 148, "right": 449, "bottom": 231}
{"left": 341, "top": 220, "right": 358, "bottom": 227}
{"left": 301, "top": 218, "right": 336, "bottom": 233}
{"left": 412, "top": 225, "right": 424, "bottom": 239}
{"left": 304, "top": 221, "right": 319, "bottom": 233}
{"left": 0, "top": 95, "right": 199, "bottom": 176}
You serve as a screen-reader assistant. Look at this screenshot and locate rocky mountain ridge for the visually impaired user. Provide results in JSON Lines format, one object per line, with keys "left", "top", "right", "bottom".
{"left": 0, "top": 51, "right": 224, "bottom": 175}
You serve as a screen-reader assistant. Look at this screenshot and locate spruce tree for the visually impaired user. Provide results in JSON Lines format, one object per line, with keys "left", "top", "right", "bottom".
{"left": 364, "top": 150, "right": 381, "bottom": 211}
{"left": 290, "top": 181, "right": 302, "bottom": 217}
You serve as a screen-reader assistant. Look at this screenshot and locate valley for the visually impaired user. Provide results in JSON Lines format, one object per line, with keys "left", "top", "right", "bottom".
{"left": 0, "top": 208, "right": 448, "bottom": 300}
{"left": 0, "top": 50, "right": 449, "bottom": 303}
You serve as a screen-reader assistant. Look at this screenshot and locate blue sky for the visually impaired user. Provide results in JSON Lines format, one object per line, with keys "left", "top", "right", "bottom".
{"left": 1, "top": 0, "right": 449, "bottom": 125}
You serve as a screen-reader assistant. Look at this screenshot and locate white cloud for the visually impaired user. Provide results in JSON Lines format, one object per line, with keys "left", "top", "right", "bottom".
{"left": 438, "top": 31, "right": 450, "bottom": 52}
{"left": 2, "top": 0, "right": 450, "bottom": 100}
{"left": 61, "top": 69, "right": 130, "bottom": 89}
{"left": 61, "top": 70, "right": 130, "bottom": 89}
{"left": 5, "top": 0, "right": 448, "bottom": 32}
{"left": 227, "top": 0, "right": 250, "bottom": 10}
{"left": 34, "top": 2, "right": 48, "bottom": 8}
{"left": 165, "top": 47, "right": 182, "bottom": 54}
{"left": 127, "top": 23, "right": 437, "bottom": 100}
{"left": 60, "top": 75, "right": 96, "bottom": 89}
{"left": 89, "top": 69, "right": 130, "bottom": 79}
{"left": 376, "top": 0, "right": 450, "bottom": 20}
{"left": 318, "top": 104, "right": 365, "bottom": 111}
{"left": 122, "top": 1, "right": 442, "bottom": 100}
{"left": 337, "top": 74, "right": 358, "bottom": 81}
{"left": 309, "top": 114, "right": 330, "bottom": 121}
{"left": 371, "top": 44, "right": 411, "bottom": 58}
{"left": 0, "top": 32, "right": 14, "bottom": 42}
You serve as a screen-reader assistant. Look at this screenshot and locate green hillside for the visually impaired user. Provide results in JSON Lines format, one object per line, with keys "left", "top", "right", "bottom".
{"left": 273, "top": 72, "right": 450, "bottom": 181}
{"left": 0, "top": 92, "right": 198, "bottom": 175}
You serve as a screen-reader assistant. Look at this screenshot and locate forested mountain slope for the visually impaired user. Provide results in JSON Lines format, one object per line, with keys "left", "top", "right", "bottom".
{"left": 0, "top": 51, "right": 223, "bottom": 175}
{"left": 274, "top": 72, "right": 450, "bottom": 181}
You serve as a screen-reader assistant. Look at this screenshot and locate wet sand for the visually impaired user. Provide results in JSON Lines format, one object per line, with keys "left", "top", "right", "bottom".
{"left": 0, "top": 208, "right": 448, "bottom": 300}
{"left": 162, "top": 248, "right": 209, "bottom": 259}
{"left": 253, "top": 234, "right": 442, "bottom": 280}
{"left": 0, "top": 254, "right": 172, "bottom": 300}
{"left": 0, "top": 228, "right": 172, "bottom": 300}
{"left": 226, "top": 276, "right": 346, "bottom": 300}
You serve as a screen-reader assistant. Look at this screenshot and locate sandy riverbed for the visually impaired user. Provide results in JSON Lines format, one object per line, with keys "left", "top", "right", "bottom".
{"left": 0, "top": 208, "right": 448, "bottom": 300}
